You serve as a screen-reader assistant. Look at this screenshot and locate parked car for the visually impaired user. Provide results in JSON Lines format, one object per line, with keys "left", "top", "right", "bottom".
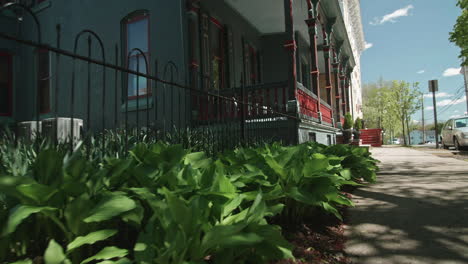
{"left": 392, "top": 138, "right": 400, "bottom": 145}
{"left": 441, "top": 117, "right": 468, "bottom": 150}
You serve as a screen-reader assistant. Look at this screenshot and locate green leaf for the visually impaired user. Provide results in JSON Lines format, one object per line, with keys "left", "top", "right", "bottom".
{"left": 201, "top": 224, "right": 262, "bottom": 254}
{"left": 2, "top": 205, "right": 57, "bottom": 236}
{"left": 96, "top": 258, "right": 132, "bottom": 264}
{"left": 16, "top": 183, "right": 58, "bottom": 204}
{"left": 84, "top": 194, "right": 136, "bottom": 223}
{"left": 10, "top": 260, "right": 32, "bottom": 264}
{"left": 303, "top": 154, "right": 330, "bottom": 177}
{"left": 33, "top": 149, "right": 64, "bottom": 187}
{"left": 44, "top": 239, "right": 70, "bottom": 264}
{"left": 264, "top": 156, "right": 286, "bottom": 179}
{"left": 67, "top": 229, "right": 118, "bottom": 252}
{"left": 80, "top": 247, "right": 128, "bottom": 264}
{"left": 65, "top": 195, "right": 93, "bottom": 235}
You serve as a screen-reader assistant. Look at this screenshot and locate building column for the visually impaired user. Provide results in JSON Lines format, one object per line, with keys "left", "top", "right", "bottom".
{"left": 322, "top": 19, "right": 335, "bottom": 124}
{"left": 306, "top": 0, "right": 321, "bottom": 121}
{"left": 347, "top": 68, "right": 354, "bottom": 118}
{"left": 284, "top": 0, "right": 297, "bottom": 109}
{"left": 332, "top": 44, "right": 343, "bottom": 125}
{"left": 284, "top": 0, "right": 299, "bottom": 144}
{"left": 339, "top": 58, "right": 349, "bottom": 115}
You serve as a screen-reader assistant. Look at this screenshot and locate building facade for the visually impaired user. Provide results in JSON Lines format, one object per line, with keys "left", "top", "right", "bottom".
{"left": 0, "top": 0, "right": 366, "bottom": 146}
{"left": 410, "top": 130, "right": 436, "bottom": 145}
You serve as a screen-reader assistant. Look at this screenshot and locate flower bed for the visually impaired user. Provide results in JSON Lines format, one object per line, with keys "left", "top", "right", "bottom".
{"left": 0, "top": 138, "right": 378, "bottom": 263}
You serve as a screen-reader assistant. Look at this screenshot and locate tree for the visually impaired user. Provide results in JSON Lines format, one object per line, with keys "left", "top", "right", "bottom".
{"left": 362, "top": 80, "right": 421, "bottom": 146}
{"left": 390, "top": 81, "right": 422, "bottom": 146}
{"left": 449, "top": 0, "right": 468, "bottom": 66}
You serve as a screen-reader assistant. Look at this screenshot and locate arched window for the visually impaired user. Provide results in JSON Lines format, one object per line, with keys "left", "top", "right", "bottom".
{"left": 122, "top": 10, "right": 150, "bottom": 99}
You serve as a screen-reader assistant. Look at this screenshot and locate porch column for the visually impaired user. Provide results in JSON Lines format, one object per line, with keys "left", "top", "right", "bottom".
{"left": 347, "top": 68, "right": 354, "bottom": 118}
{"left": 322, "top": 18, "right": 336, "bottom": 124}
{"left": 344, "top": 69, "right": 351, "bottom": 114}
{"left": 284, "top": 0, "right": 297, "bottom": 111}
{"left": 340, "top": 57, "right": 349, "bottom": 115}
{"left": 306, "top": 0, "right": 321, "bottom": 122}
{"left": 332, "top": 44, "right": 343, "bottom": 125}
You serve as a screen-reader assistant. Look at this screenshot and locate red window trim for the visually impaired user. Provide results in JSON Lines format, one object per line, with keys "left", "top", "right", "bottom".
{"left": 124, "top": 12, "right": 152, "bottom": 100}
{"left": 37, "top": 48, "right": 51, "bottom": 114}
{"left": 0, "top": 52, "right": 12, "bottom": 117}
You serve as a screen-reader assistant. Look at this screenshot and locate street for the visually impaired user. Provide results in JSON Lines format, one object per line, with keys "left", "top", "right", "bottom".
{"left": 345, "top": 146, "right": 468, "bottom": 264}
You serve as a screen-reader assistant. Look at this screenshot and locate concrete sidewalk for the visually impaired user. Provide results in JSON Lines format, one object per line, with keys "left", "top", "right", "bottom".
{"left": 345, "top": 147, "right": 468, "bottom": 264}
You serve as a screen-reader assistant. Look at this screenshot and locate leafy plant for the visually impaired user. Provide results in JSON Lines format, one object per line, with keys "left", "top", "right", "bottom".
{"left": 343, "top": 113, "right": 353, "bottom": 130}
{"left": 0, "top": 134, "right": 378, "bottom": 263}
{"left": 354, "top": 118, "right": 362, "bottom": 131}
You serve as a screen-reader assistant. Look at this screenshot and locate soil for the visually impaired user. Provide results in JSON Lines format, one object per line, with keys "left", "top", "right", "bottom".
{"left": 273, "top": 191, "right": 355, "bottom": 264}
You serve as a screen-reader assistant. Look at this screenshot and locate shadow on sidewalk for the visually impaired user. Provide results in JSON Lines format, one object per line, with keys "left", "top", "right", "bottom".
{"left": 346, "top": 165, "right": 468, "bottom": 263}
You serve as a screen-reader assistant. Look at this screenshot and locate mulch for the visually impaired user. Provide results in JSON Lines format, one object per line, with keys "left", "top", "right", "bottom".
{"left": 273, "top": 190, "right": 355, "bottom": 264}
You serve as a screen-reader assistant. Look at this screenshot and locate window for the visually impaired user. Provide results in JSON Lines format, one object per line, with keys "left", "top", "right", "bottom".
{"left": 309, "top": 132, "right": 316, "bottom": 142}
{"left": 455, "top": 118, "right": 468, "bottom": 128}
{"left": 37, "top": 49, "right": 50, "bottom": 114}
{"left": 123, "top": 11, "right": 150, "bottom": 99}
{"left": 247, "top": 44, "right": 259, "bottom": 85}
{"left": 0, "top": 52, "right": 12, "bottom": 116}
{"left": 210, "top": 17, "right": 224, "bottom": 90}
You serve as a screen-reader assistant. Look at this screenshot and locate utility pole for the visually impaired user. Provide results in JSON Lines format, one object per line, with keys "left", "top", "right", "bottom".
{"left": 421, "top": 94, "right": 425, "bottom": 144}
{"left": 463, "top": 66, "right": 468, "bottom": 115}
{"left": 429, "top": 80, "right": 439, "bottom": 149}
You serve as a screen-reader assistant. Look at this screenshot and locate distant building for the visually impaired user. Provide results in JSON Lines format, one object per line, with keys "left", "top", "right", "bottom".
{"left": 410, "top": 130, "right": 436, "bottom": 145}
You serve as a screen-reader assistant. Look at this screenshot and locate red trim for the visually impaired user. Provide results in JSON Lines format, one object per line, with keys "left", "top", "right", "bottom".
{"left": 283, "top": 40, "right": 297, "bottom": 51}
{"left": 0, "top": 52, "right": 12, "bottom": 116}
{"left": 210, "top": 17, "right": 223, "bottom": 29}
{"left": 190, "top": 60, "right": 199, "bottom": 68}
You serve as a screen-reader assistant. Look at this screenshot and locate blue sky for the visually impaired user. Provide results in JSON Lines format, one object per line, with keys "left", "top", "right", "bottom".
{"left": 360, "top": 0, "right": 466, "bottom": 123}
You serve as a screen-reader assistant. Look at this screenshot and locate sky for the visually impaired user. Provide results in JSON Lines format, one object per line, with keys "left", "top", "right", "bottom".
{"left": 360, "top": 0, "right": 466, "bottom": 123}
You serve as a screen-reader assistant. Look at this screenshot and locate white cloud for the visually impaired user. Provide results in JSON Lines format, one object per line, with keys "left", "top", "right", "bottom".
{"left": 437, "top": 96, "right": 466, "bottom": 107}
{"left": 425, "top": 106, "right": 434, "bottom": 111}
{"left": 423, "top": 92, "right": 453, "bottom": 98}
{"left": 364, "top": 42, "right": 373, "bottom": 50}
{"left": 370, "top": 5, "right": 414, "bottom": 25}
{"left": 442, "top": 67, "right": 462, "bottom": 77}
{"left": 450, "top": 114, "right": 463, "bottom": 119}
{"left": 417, "top": 70, "right": 425, "bottom": 74}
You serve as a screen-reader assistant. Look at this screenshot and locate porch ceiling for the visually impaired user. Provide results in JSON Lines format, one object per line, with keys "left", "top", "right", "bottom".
{"left": 224, "top": 0, "right": 356, "bottom": 68}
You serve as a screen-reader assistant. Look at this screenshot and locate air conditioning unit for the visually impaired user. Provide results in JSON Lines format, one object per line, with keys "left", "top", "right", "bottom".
{"left": 17, "top": 121, "right": 42, "bottom": 142}
{"left": 42, "top": 117, "right": 84, "bottom": 144}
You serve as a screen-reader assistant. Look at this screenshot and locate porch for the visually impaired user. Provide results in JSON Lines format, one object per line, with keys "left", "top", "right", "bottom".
{"left": 187, "top": 0, "right": 356, "bottom": 136}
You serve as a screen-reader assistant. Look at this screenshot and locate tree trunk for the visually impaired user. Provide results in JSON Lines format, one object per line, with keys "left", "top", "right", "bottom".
{"left": 406, "top": 114, "right": 411, "bottom": 145}
{"left": 401, "top": 115, "right": 407, "bottom": 146}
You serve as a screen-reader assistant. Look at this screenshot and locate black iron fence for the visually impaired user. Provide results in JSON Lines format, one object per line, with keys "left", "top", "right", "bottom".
{"left": 0, "top": 2, "right": 299, "bottom": 155}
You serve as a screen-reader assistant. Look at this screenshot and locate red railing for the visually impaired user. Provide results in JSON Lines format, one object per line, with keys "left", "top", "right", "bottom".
{"left": 296, "top": 88, "right": 319, "bottom": 119}
{"left": 320, "top": 103, "right": 333, "bottom": 125}
{"left": 360, "top": 128, "right": 383, "bottom": 147}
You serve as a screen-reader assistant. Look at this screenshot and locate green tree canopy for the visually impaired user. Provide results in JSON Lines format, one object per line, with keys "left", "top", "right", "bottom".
{"left": 450, "top": 0, "right": 468, "bottom": 65}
